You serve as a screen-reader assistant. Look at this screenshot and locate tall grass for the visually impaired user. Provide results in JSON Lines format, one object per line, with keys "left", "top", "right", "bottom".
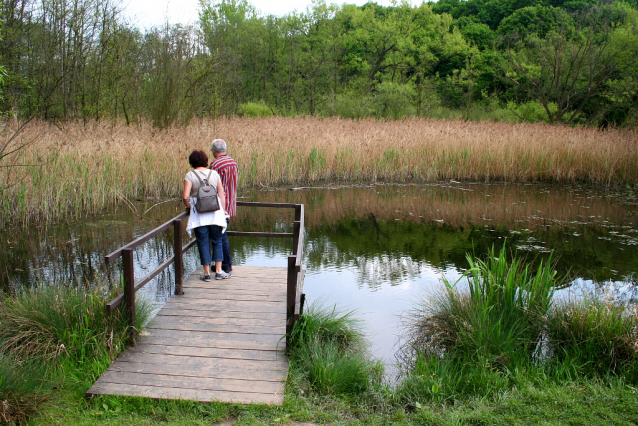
{"left": 287, "top": 303, "right": 382, "bottom": 397}
{"left": 545, "top": 298, "right": 638, "bottom": 378}
{"left": 396, "top": 246, "right": 566, "bottom": 403}
{"left": 397, "top": 246, "right": 638, "bottom": 405}
{"left": 1, "top": 116, "right": 636, "bottom": 226}
{"left": 402, "top": 245, "right": 562, "bottom": 370}
{"left": 0, "top": 282, "right": 149, "bottom": 423}
{"left": 0, "top": 353, "right": 50, "bottom": 424}
{"left": 0, "top": 283, "right": 139, "bottom": 366}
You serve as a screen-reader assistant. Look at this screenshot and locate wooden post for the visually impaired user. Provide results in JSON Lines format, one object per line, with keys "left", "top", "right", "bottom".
{"left": 292, "top": 221, "right": 301, "bottom": 256}
{"left": 286, "top": 255, "right": 297, "bottom": 336}
{"left": 122, "top": 248, "right": 136, "bottom": 334}
{"left": 173, "top": 219, "right": 184, "bottom": 295}
{"left": 294, "top": 204, "right": 302, "bottom": 222}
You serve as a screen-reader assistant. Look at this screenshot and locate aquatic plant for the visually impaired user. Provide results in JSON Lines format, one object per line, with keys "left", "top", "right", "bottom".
{"left": 402, "top": 245, "right": 562, "bottom": 370}
{"left": 0, "top": 282, "right": 147, "bottom": 370}
{"left": 0, "top": 281, "right": 151, "bottom": 424}
{"left": 545, "top": 297, "right": 638, "bottom": 378}
{"left": 396, "top": 245, "right": 568, "bottom": 402}
{"left": 287, "top": 302, "right": 382, "bottom": 397}
{"left": 1, "top": 116, "right": 636, "bottom": 227}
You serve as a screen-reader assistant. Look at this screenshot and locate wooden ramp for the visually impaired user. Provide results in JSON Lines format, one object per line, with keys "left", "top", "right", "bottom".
{"left": 87, "top": 266, "right": 288, "bottom": 405}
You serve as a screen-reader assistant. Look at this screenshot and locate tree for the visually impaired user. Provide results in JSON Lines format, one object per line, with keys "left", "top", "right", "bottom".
{"left": 499, "top": 28, "right": 616, "bottom": 124}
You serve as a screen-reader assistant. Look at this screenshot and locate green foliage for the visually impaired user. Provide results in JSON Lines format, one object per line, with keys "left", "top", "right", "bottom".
{"left": 545, "top": 298, "right": 638, "bottom": 378}
{"left": 0, "top": 283, "right": 146, "bottom": 370}
{"left": 507, "top": 100, "right": 558, "bottom": 122}
{"left": 398, "top": 244, "right": 638, "bottom": 404}
{"left": 1, "top": 0, "right": 638, "bottom": 125}
{"left": 287, "top": 302, "right": 363, "bottom": 354}
{"left": 287, "top": 302, "right": 382, "bottom": 397}
{"left": 372, "top": 81, "right": 417, "bottom": 119}
{"left": 237, "top": 100, "right": 276, "bottom": 117}
{"left": 403, "top": 245, "right": 561, "bottom": 371}
{"left": 0, "top": 353, "right": 50, "bottom": 424}
{"left": 497, "top": 5, "right": 575, "bottom": 41}
{"left": 0, "top": 282, "right": 151, "bottom": 424}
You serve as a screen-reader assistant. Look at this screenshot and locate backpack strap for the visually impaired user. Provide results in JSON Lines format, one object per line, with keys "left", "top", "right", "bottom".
{"left": 193, "top": 169, "right": 214, "bottom": 186}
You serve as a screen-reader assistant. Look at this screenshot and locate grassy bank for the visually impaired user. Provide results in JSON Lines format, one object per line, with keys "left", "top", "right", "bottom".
{"left": 0, "top": 283, "right": 145, "bottom": 424}
{"left": 1, "top": 117, "right": 637, "bottom": 226}
{"left": 397, "top": 245, "right": 638, "bottom": 405}
{"left": 3, "top": 255, "right": 638, "bottom": 425}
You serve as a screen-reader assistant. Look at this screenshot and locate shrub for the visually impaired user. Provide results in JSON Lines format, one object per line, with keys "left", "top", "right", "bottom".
{"left": 287, "top": 303, "right": 382, "bottom": 397}
{"left": 403, "top": 245, "right": 562, "bottom": 371}
{"left": 237, "top": 101, "right": 276, "bottom": 117}
{"left": 287, "top": 303, "right": 363, "bottom": 354}
{"left": 0, "top": 283, "right": 147, "bottom": 369}
{"left": 397, "top": 246, "right": 569, "bottom": 402}
{"left": 545, "top": 298, "right": 638, "bottom": 378}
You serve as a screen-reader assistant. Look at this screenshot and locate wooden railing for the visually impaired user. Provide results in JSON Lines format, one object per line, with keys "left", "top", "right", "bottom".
{"left": 105, "top": 201, "right": 305, "bottom": 339}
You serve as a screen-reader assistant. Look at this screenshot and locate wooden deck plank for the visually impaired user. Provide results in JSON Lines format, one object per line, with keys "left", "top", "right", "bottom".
{"left": 136, "top": 335, "right": 285, "bottom": 351}
{"left": 87, "top": 382, "right": 284, "bottom": 404}
{"left": 87, "top": 265, "right": 289, "bottom": 405}
{"left": 94, "top": 371, "right": 285, "bottom": 394}
{"left": 146, "top": 318, "right": 286, "bottom": 334}
{"left": 103, "top": 359, "right": 286, "bottom": 381}
{"left": 151, "top": 315, "right": 285, "bottom": 328}
{"left": 180, "top": 286, "right": 287, "bottom": 296}
{"left": 156, "top": 308, "right": 285, "bottom": 320}
{"left": 113, "top": 352, "right": 288, "bottom": 372}
{"left": 163, "top": 299, "right": 286, "bottom": 313}
{"left": 126, "top": 344, "right": 286, "bottom": 361}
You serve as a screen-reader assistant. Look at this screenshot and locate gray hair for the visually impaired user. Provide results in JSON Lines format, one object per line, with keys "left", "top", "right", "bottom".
{"left": 211, "top": 139, "right": 227, "bottom": 153}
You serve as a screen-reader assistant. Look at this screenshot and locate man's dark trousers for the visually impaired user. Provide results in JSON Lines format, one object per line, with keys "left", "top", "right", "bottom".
{"left": 222, "top": 218, "right": 232, "bottom": 272}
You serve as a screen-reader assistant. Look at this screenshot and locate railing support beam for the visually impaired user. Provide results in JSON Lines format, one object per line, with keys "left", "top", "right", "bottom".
{"left": 286, "top": 255, "right": 298, "bottom": 335}
{"left": 122, "top": 247, "right": 136, "bottom": 335}
{"left": 173, "top": 219, "right": 184, "bottom": 295}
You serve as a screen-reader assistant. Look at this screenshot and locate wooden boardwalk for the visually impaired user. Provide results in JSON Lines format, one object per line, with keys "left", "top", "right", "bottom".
{"left": 87, "top": 266, "right": 289, "bottom": 404}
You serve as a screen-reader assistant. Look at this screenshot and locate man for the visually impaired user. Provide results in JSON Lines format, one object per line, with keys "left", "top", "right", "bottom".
{"left": 210, "top": 138, "right": 238, "bottom": 273}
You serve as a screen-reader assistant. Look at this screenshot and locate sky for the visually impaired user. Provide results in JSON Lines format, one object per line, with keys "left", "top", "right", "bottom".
{"left": 123, "top": 0, "right": 411, "bottom": 28}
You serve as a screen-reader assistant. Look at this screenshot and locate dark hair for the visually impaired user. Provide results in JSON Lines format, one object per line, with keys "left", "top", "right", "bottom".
{"left": 189, "top": 149, "right": 209, "bottom": 168}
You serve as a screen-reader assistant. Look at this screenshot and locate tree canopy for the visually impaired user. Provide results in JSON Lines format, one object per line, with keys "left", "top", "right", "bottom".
{"left": 0, "top": 0, "right": 637, "bottom": 127}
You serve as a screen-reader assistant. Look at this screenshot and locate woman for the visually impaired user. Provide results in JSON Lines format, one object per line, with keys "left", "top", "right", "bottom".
{"left": 183, "top": 149, "right": 231, "bottom": 281}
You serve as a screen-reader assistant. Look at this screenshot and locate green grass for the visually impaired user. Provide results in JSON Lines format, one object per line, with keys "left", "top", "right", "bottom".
{"left": 0, "top": 282, "right": 149, "bottom": 424}
{"left": 286, "top": 302, "right": 384, "bottom": 398}
{"left": 5, "top": 258, "right": 638, "bottom": 425}
{"left": 0, "top": 353, "right": 51, "bottom": 424}
{"left": 545, "top": 297, "right": 638, "bottom": 378}
{"left": 400, "top": 245, "right": 564, "bottom": 375}
{"left": 396, "top": 244, "right": 638, "bottom": 411}
{"left": 25, "top": 379, "right": 638, "bottom": 425}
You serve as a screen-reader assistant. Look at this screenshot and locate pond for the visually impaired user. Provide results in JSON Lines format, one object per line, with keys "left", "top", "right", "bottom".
{"left": 2, "top": 182, "right": 638, "bottom": 372}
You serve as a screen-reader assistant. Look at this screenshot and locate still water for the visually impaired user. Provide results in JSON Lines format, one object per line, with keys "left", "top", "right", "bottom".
{"left": 2, "top": 183, "right": 638, "bottom": 369}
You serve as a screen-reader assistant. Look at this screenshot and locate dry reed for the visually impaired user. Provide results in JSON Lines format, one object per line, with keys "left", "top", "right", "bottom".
{"left": 1, "top": 117, "right": 636, "bottom": 226}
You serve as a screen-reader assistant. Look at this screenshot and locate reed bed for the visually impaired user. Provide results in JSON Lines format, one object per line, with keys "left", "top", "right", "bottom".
{"left": 1, "top": 117, "right": 636, "bottom": 226}
{"left": 397, "top": 246, "right": 638, "bottom": 404}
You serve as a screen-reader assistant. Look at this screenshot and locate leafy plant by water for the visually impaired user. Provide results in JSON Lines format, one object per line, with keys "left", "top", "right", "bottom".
{"left": 0, "top": 281, "right": 149, "bottom": 424}
{"left": 287, "top": 303, "right": 382, "bottom": 397}
{"left": 397, "top": 245, "right": 568, "bottom": 403}
{"left": 545, "top": 297, "right": 638, "bottom": 378}
{"left": 0, "top": 283, "right": 140, "bottom": 367}
{"left": 403, "top": 245, "right": 562, "bottom": 370}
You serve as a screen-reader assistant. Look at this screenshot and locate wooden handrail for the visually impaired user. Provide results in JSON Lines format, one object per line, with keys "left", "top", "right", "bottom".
{"left": 106, "top": 202, "right": 305, "bottom": 340}
{"left": 105, "top": 212, "right": 188, "bottom": 264}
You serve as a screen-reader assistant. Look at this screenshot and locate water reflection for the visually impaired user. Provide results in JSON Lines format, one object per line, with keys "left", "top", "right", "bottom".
{"left": 2, "top": 183, "right": 637, "bottom": 369}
